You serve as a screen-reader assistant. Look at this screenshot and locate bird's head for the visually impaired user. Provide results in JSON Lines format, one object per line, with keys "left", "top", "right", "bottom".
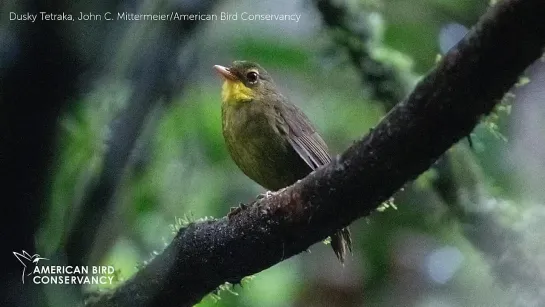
{"left": 214, "top": 61, "right": 276, "bottom": 106}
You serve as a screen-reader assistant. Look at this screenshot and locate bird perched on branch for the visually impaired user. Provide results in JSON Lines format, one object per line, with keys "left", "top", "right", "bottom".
{"left": 214, "top": 60, "right": 352, "bottom": 263}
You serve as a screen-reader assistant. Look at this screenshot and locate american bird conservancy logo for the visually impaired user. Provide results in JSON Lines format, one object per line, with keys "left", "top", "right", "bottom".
{"left": 13, "top": 251, "right": 49, "bottom": 284}
{"left": 13, "top": 250, "right": 115, "bottom": 285}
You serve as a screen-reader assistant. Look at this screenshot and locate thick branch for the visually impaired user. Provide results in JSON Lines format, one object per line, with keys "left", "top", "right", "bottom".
{"left": 88, "top": 0, "right": 545, "bottom": 306}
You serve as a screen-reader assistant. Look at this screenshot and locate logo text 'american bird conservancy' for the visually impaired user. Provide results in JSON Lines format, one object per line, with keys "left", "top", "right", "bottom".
{"left": 13, "top": 250, "right": 115, "bottom": 285}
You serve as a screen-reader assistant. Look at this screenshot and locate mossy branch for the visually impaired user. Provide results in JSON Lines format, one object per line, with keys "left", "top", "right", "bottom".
{"left": 87, "top": 0, "right": 545, "bottom": 306}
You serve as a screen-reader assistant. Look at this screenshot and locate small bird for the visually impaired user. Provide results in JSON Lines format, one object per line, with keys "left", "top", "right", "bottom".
{"left": 214, "top": 60, "right": 352, "bottom": 263}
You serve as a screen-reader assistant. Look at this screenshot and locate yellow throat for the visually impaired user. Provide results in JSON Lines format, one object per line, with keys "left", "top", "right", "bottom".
{"left": 221, "top": 80, "right": 254, "bottom": 105}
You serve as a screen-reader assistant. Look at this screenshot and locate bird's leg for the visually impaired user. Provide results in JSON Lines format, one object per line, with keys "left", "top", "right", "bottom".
{"left": 228, "top": 189, "right": 284, "bottom": 219}
{"left": 228, "top": 202, "right": 249, "bottom": 219}
{"left": 257, "top": 187, "right": 290, "bottom": 200}
{"left": 256, "top": 190, "right": 276, "bottom": 200}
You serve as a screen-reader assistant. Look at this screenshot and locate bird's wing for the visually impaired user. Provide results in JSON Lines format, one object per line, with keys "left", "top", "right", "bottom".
{"left": 276, "top": 102, "right": 331, "bottom": 170}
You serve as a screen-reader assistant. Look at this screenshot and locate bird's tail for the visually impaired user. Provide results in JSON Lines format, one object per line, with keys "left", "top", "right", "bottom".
{"left": 330, "top": 227, "right": 352, "bottom": 264}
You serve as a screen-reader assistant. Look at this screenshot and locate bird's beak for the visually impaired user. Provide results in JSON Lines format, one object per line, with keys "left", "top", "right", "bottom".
{"left": 214, "top": 65, "right": 238, "bottom": 81}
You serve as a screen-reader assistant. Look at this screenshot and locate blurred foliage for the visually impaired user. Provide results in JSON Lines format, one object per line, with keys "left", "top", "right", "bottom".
{"left": 381, "top": 0, "right": 487, "bottom": 72}
{"left": 15, "top": 0, "right": 543, "bottom": 306}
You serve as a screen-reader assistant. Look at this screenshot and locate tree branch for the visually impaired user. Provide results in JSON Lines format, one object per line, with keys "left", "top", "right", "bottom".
{"left": 315, "top": 0, "right": 412, "bottom": 108}
{"left": 87, "top": 0, "right": 545, "bottom": 306}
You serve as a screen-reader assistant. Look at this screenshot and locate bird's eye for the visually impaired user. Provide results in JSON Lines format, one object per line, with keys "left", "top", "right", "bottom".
{"left": 246, "top": 71, "right": 258, "bottom": 84}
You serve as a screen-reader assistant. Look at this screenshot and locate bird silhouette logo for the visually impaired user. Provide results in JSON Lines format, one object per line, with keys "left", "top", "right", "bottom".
{"left": 13, "top": 250, "right": 49, "bottom": 284}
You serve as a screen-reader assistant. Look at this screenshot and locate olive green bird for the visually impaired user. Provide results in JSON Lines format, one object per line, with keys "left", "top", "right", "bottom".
{"left": 214, "top": 60, "right": 352, "bottom": 263}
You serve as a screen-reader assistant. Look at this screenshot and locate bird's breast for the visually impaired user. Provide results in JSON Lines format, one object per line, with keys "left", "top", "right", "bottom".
{"left": 222, "top": 103, "right": 309, "bottom": 190}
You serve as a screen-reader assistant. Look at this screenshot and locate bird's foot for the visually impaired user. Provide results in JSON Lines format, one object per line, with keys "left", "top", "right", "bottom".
{"left": 256, "top": 190, "right": 276, "bottom": 200}
{"left": 228, "top": 202, "right": 249, "bottom": 219}
{"left": 229, "top": 190, "right": 283, "bottom": 219}
{"left": 257, "top": 188, "right": 288, "bottom": 200}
